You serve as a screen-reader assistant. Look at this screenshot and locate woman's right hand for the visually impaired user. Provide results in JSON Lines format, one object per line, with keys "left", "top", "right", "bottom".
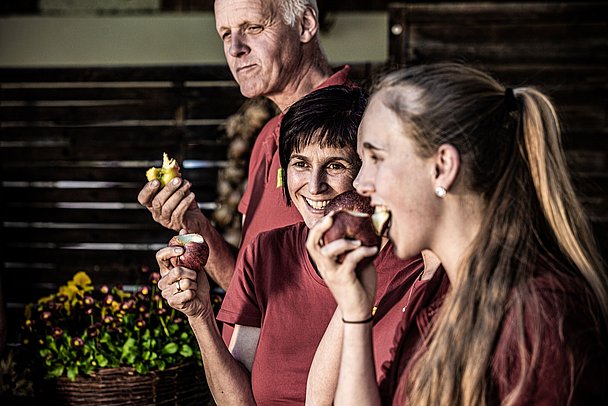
{"left": 156, "top": 245, "right": 213, "bottom": 320}
{"left": 306, "top": 214, "right": 378, "bottom": 321}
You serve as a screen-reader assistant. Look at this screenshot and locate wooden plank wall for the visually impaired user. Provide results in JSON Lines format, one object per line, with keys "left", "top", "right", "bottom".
{"left": 0, "top": 63, "right": 377, "bottom": 344}
{"left": 388, "top": 1, "right": 607, "bottom": 258}
{"left": 0, "top": 66, "right": 245, "bottom": 342}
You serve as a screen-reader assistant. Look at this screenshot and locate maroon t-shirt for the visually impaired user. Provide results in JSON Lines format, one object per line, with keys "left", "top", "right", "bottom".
{"left": 237, "top": 66, "right": 353, "bottom": 251}
{"left": 390, "top": 264, "right": 608, "bottom": 405}
{"left": 217, "top": 221, "right": 429, "bottom": 405}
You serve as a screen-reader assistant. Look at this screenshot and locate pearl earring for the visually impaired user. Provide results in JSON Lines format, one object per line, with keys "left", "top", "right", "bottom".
{"left": 435, "top": 186, "right": 447, "bottom": 198}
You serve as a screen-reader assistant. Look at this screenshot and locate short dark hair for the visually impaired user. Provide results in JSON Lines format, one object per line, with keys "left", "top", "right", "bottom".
{"left": 279, "top": 85, "right": 368, "bottom": 205}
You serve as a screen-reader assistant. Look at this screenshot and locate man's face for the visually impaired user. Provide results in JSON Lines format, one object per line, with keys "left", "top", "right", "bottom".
{"left": 215, "top": 0, "right": 303, "bottom": 99}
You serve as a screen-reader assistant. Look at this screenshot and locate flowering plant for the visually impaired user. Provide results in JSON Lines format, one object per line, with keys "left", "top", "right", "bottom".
{"left": 19, "top": 270, "right": 222, "bottom": 380}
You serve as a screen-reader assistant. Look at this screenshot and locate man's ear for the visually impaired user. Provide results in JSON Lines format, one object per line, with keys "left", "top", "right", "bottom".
{"left": 433, "top": 144, "right": 460, "bottom": 192}
{"left": 299, "top": 6, "right": 319, "bottom": 43}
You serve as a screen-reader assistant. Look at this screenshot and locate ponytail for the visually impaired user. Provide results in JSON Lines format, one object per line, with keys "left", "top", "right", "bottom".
{"left": 518, "top": 88, "right": 608, "bottom": 322}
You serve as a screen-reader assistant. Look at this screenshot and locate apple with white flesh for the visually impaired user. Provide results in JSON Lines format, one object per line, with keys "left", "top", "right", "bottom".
{"left": 146, "top": 152, "right": 181, "bottom": 187}
{"left": 371, "top": 206, "right": 391, "bottom": 237}
{"left": 168, "top": 233, "right": 209, "bottom": 273}
{"left": 322, "top": 191, "right": 380, "bottom": 263}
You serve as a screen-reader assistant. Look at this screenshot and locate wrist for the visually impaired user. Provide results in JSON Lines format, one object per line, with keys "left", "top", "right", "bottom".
{"left": 340, "top": 308, "right": 373, "bottom": 324}
{"left": 341, "top": 314, "right": 374, "bottom": 324}
{"left": 187, "top": 300, "right": 214, "bottom": 323}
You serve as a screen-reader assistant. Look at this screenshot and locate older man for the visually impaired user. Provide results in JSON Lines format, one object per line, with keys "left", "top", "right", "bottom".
{"left": 137, "top": 0, "right": 352, "bottom": 290}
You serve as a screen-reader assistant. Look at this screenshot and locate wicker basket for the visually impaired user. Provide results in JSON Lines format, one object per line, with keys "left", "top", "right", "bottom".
{"left": 35, "top": 360, "right": 214, "bottom": 405}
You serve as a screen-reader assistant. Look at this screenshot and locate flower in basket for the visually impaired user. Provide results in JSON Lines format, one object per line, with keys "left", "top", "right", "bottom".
{"left": 19, "top": 270, "right": 223, "bottom": 381}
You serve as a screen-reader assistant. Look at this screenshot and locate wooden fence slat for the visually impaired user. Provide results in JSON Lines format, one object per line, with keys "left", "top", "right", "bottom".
{"left": 0, "top": 142, "right": 228, "bottom": 161}
{"left": 0, "top": 65, "right": 238, "bottom": 83}
{"left": 1, "top": 85, "right": 242, "bottom": 102}
{"left": 1, "top": 166, "right": 223, "bottom": 183}
{"left": 2, "top": 186, "right": 220, "bottom": 203}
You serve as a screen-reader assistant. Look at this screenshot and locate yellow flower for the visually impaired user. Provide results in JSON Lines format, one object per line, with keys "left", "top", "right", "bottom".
{"left": 37, "top": 294, "right": 55, "bottom": 305}
{"left": 72, "top": 271, "right": 92, "bottom": 288}
{"left": 59, "top": 283, "right": 79, "bottom": 301}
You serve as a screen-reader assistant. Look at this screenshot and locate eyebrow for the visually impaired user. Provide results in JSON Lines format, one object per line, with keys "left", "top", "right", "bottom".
{"left": 218, "top": 20, "right": 262, "bottom": 33}
{"left": 362, "top": 142, "right": 384, "bottom": 151}
{"left": 289, "top": 154, "right": 353, "bottom": 163}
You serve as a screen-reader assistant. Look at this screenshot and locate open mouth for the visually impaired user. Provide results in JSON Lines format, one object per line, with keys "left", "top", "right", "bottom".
{"left": 371, "top": 205, "right": 391, "bottom": 236}
{"left": 305, "top": 197, "right": 331, "bottom": 211}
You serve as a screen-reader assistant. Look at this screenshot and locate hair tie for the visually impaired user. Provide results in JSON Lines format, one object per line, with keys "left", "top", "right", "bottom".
{"left": 504, "top": 87, "right": 518, "bottom": 112}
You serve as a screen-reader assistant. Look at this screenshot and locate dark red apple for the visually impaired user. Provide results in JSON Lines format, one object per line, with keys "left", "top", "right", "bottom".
{"left": 322, "top": 191, "right": 381, "bottom": 263}
{"left": 168, "top": 233, "right": 209, "bottom": 273}
{"left": 324, "top": 190, "right": 374, "bottom": 216}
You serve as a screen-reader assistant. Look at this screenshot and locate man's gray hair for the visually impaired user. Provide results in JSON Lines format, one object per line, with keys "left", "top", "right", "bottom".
{"left": 278, "top": 0, "right": 319, "bottom": 27}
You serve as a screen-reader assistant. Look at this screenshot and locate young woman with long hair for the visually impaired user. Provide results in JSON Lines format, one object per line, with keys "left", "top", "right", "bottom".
{"left": 306, "top": 63, "right": 608, "bottom": 405}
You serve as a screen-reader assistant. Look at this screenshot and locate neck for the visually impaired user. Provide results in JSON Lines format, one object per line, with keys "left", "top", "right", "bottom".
{"left": 268, "top": 53, "right": 332, "bottom": 111}
{"left": 432, "top": 193, "right": 484, "bottom": 287}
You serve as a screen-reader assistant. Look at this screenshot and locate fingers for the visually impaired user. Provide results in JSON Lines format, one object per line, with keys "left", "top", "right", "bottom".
{"left": 156, "top": 246, "right": 183, "bottom": 277}
{"left": 137, "top": 180, "right": 160, "bottom": 207}
{"left": 170, "top": 192, "right": 197, "bottom": 228}
{"left": 157, "top": 266, "right": 197, "bottom": 293}
{"left": 162, "top": 274, "right": 198, "bottom": 310}
{"left": 145, "top": 178, "right": 196, "bottom": 230}
{"left": 306, "top": 214, "right": 334, "bottom": 251}
{"left": 154, "top": 179, "right": 190, "bottom": 216}
{"left": 342, "top": 246, "right": 378, "bottom": 269}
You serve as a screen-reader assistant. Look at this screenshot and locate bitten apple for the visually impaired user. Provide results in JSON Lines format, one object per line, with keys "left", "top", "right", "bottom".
{"left": 146, "top": 152, "right": 182, "bottom": 187}
{"left": 168, "top": 233, "right": 209, "bottom": 273}
{"left": 322, "top": 191, "right": 380, "bottom": 263}
{"left": 371, "top": 206, "right": 391, "bottom": 237}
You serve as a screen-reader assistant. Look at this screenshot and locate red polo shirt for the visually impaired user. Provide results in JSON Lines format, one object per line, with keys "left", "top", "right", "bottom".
{"left": 237, "top": 66, "right": 353, "bottom": 251}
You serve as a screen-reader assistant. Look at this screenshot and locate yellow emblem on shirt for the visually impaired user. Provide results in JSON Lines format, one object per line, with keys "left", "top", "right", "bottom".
{"left": 276, "top": 167, "right": 284, "bottom": 188}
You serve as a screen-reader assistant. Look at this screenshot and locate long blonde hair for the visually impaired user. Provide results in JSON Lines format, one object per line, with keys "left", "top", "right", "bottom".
{"left": 375, "top": 63, "right": 607, "bottom": 405}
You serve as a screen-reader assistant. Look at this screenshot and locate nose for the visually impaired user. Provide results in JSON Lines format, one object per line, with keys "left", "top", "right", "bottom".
{"left": 228, "top": 32, "right": 249, "bottom": 58}
{"left": 354, "top": 166, "right": 374, "bottom": 197}
{"left": 308, "top": 167, "right": 328, "bottom": 195}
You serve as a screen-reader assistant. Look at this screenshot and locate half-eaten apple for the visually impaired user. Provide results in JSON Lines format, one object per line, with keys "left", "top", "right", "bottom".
{"left": 146, "top": 152, "right": 182, "bottom": 187}
{"left": 371, "top": 206, "right": 391, "bottom": 237}
{"left": 168, "top": 233, "right": 209, "bottom": 273}
{"left": 322, "top": 191, "right": 380, "bottom": 263}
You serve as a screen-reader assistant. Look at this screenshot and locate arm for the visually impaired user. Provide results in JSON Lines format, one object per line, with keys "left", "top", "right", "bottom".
{"left": 139, "top": 178, "right": 236, "bottom": 289}
{"left": 306, "top": 309, "right": 343, "bottom": 406}
{"left": 156, "top": 246, "right": 257, "bottom": 405}
{"left": 189, "top": 317, "right": 259, "bottom": 405}
{"left": 305, "top": 215, "right": 381, "bottom": 406}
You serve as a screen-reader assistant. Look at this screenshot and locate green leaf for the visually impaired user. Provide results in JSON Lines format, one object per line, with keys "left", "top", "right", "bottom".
{"left": 162, "top": 342, "right": 178, "bottom": 355}
{"left": 67, "top": 365, "right": 79, "bottom": 380}
{"left": 179, "top": 344, "right": 193, "bottom": 358}
{"left": 48, "top": 364, "right": 65, "bottom": 378}
{"left": 96, "top": 354, "right": 108, "bottom": 368}
{"left": 121, "top": 337, "right": 137, "bottom": 360}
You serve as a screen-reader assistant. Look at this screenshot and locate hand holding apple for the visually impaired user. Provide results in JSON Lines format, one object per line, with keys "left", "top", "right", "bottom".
{"left": 168, "top": 233, "right": 209, "bottom": 273}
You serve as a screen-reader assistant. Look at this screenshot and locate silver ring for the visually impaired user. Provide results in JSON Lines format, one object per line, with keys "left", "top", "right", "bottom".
{"left": 176, "top": 278, "right": 183, "bottom": 293}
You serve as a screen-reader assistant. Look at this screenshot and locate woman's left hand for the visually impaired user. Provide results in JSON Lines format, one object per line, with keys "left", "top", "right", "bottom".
{"left": 306, "top": 214, "right": 378, "bottom": 321}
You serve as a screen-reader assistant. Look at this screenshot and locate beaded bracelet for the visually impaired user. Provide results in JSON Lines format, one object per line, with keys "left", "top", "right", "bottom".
{"left": 342, "top": 315, "right": 374, "bottom": 324}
